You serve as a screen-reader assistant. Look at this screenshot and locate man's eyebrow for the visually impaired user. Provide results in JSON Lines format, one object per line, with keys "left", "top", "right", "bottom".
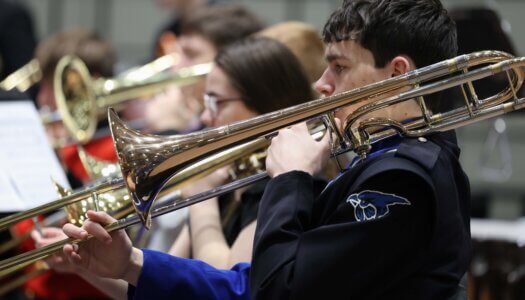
{"left": 325, "top": 53, "right": 350, "bottom": 62}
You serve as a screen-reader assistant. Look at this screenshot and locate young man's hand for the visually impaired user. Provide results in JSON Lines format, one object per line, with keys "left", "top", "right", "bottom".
{"left": 62, "top": 211, "right": 143, "bottom": 285}
{"left": 266, "top": 122, "right": 331, "bottom": 178}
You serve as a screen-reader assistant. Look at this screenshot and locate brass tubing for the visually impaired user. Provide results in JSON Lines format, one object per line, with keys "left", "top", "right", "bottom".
{"left": 0, "top": 179, "right": 125, "bottom": 231}
{"left": 0, "top": 172, "right": 267, "bottom": 278}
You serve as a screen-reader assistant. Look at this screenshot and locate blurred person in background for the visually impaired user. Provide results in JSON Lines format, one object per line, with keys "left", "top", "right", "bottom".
{"left": 167, "top": 36, "right": 325, "bottom": 270}
{"left": 142, "top": 4, "right": 264, "bottom": 135}
{"left": 151, "top": 0, "right": 215, "bottom": 58}
{"left": 0, "top": 0, "right": 37, "bottom": 101}
{"left": 448, "top": 7, "right": 525, "bottom": 300}
{"left": 7, "top": 27, "right": 116, "bottom": 300}
{"left": 135, "top": 4, "right": 264, "bottom": 255}
{"left": 258, "top": 21, "right": 326, "bottom": 84}
{"left": 34, "top": 28, "right": 116, "bottom": 186}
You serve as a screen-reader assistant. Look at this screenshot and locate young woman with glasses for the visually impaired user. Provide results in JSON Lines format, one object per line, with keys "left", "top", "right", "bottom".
{"left": 167, "top": 35, "right": 324, "bottom": 269}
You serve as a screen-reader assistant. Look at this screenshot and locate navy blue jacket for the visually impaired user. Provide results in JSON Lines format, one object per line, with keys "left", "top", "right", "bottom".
{"left": 127, "top": 132, "right": 470, "bottom": 300}
{"left": 250, "top": 132, "right": 471, "bottom": 299}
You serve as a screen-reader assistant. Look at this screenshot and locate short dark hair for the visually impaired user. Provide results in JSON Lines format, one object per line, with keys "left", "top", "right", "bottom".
{"left": 323, "top": 0, "right": 457, "bottom": 112}
{"left": 214, "top": 36, "right": 314, "bottom": 114}
{"left": 323, "top": 0, "right": 457, "bottom": 69}
{"left": 181, "top": 4, "right": 265, "bottom": 51}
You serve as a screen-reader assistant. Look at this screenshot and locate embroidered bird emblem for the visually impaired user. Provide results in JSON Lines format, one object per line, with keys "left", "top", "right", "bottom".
{"left": 346, "top": 190, "right": 411, "bottom": 222}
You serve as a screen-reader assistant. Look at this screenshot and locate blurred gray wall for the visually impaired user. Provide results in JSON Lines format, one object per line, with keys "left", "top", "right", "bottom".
{"left": 17, "top": 0, "right": 525, "bottom": 219}
{"left": 18, "top": 0, "right": 525, "bottom": 66}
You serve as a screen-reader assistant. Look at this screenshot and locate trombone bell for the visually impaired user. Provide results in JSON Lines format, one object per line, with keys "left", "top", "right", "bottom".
{"left": 54, "top": 56, "right": 98, "bottom": 144}
{"left": 53, "top": 55, "right": 212, "bottom": 144}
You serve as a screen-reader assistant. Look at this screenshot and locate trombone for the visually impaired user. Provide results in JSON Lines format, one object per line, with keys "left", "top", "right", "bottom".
{"left": 1, "top": 50, "right": 524, "bottom": 277}
{"left": 0, "top": 52, "right": 180, "bottom": 95}
{"left": 1, "top": 52, "right": 208, "bottom": 147}
{"left": 0, "top": 135, "right": 271, "bottom": 293}
{"left": 53, "top": 54, "right": 212, "bottom": 144}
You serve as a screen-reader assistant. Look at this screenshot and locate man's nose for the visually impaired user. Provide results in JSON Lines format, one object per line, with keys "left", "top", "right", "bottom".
{"left": 314, "top": 71, "right": 335, "bottom": 97}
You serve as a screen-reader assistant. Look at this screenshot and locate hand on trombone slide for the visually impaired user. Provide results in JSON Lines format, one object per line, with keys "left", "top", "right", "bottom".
{"left": 31, "top": 227, "right": 78, "bottom": 274}
{"left": 61, "top": 210, "right": 143, "bottom": 285}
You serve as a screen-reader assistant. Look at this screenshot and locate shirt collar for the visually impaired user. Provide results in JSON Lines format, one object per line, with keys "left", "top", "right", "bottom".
{"left": 347, "top": 133, "right": 403, "bottom": 169}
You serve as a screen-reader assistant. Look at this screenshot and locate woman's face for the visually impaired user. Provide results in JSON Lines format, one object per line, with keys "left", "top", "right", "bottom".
{"left": 201, "top": 66, "right": 258, "bottom": 127}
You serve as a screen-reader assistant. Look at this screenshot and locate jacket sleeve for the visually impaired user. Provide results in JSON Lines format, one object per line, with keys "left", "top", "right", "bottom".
{"left": 250, "top": 166, "right": 436, "bottom": 299}
{"left": 128, "top": 249, "right": 250, "bottom": 300}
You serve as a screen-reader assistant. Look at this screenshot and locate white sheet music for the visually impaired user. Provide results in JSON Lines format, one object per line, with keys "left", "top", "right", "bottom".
{"left": 0, "top": 101, "right": 70, "bottom": 212}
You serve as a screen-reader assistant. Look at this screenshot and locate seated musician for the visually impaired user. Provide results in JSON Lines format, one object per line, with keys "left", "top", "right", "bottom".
{"left": 168, "top": 35, "right": 326, "bottom": 269}
{"left": 35, "top": 35, "right": 322, "bottom": 299}
{"left": 142, "top": 4, "right": 264, "bottom": 134}
{"left": 35, "top": 27, "right": 116, "bottom": 184}
{"left": 60, "top": 1, "right": 470, "bottom": 299}
{"left": 9, "top": 28, "right": 116, "bottom": 300}
{"left": 0, "top": 0, "right": 37, "bottom": 102}
{"left": 251, "top": 0, "right": 470, "bottom": 299}
{"left": 151, "top": 0, "right": 212, "bottom": 58}
{"left": 168, "top": 20, "right": 329, "bottom": 265}
{"left": 136, "top": 4, "right": 265, "bottom": 253}
{"left": 258, "top": 21, "right": 326, "bottom": 84}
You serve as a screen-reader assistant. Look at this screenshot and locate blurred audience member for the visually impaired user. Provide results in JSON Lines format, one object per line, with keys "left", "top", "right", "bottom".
{"left": 449, "top": 7, "right": 525, "bottom": 300}
{"left": 152, "top": 0, "right": 214, "bottom": 58}
{"left": 450, "top": 7, "right": 523, "bottom": 100}
{"left": 259, "top": 21, "right": 326, "bottom": 84}
{"left": 8, "top": 28, "right": 116, "bottom": 300}
{"left": 34, "top": 28, "right": 116, "bottom": 185}
{"left": 0, "top": 0, "right": 37, "bottom": 101}
{"left": 143, "top": 4, "right": 264, "bottom": 134}
{"left": 443, "top": 7, "right": 523, "bottom": 115}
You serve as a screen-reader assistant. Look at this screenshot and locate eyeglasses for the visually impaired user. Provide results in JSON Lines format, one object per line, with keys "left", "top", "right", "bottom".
{"left": 203, "top": 93, "right": 242, "bottom": 118}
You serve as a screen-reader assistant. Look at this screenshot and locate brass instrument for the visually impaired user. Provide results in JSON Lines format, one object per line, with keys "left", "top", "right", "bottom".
{"left": 0, "top": 51, "right": 182, "bottom": 126}
{"left": 0, "top": 261, "right": 49, "bottom": 296}
{"left": 0, "top": 147, "right": 120, "bottom": 257}
{"left": 0, "top": 51, "right": 179, "bottom": 93}
{"left": 54, "top": 55, "right": 212, "bottom": 144}
{"left": 0, "top": 131, "right": 272, "bottom": 277}
{"left": 0, "top": 59, "right": 42, "bottom": 92}
{"left": 0, "top": 179, "right": 134, "bottom": 297}
{"left": 77, "top": 146, "right": 122, "bottom": 180}
{"left": 1, "top": 50, "right": 524, "bottom": 277}
{"left": 0, "top": 139, "right": 268, "bottom": 294}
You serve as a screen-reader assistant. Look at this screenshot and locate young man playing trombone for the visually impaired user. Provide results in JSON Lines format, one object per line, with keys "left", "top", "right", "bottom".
{"left": 60, "top": 1, "right": 470, "bottom": 299}
{"left": 251, "top": 0, "right": 469, "bottom": 299}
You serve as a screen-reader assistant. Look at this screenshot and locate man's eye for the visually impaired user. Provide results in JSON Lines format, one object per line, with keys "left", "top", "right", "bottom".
{"left": 333, "top": 64, "right": 345, "bottom": 74}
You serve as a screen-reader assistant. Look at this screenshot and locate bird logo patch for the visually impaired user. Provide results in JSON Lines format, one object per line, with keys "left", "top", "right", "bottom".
{"left": 346, "top": 190, "right": 411, "bottom": 222}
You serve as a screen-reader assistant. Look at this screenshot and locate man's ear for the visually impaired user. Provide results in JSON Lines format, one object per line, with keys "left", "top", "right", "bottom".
{"left": 389, "top": 56, "right": 415, "bottom": 77}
